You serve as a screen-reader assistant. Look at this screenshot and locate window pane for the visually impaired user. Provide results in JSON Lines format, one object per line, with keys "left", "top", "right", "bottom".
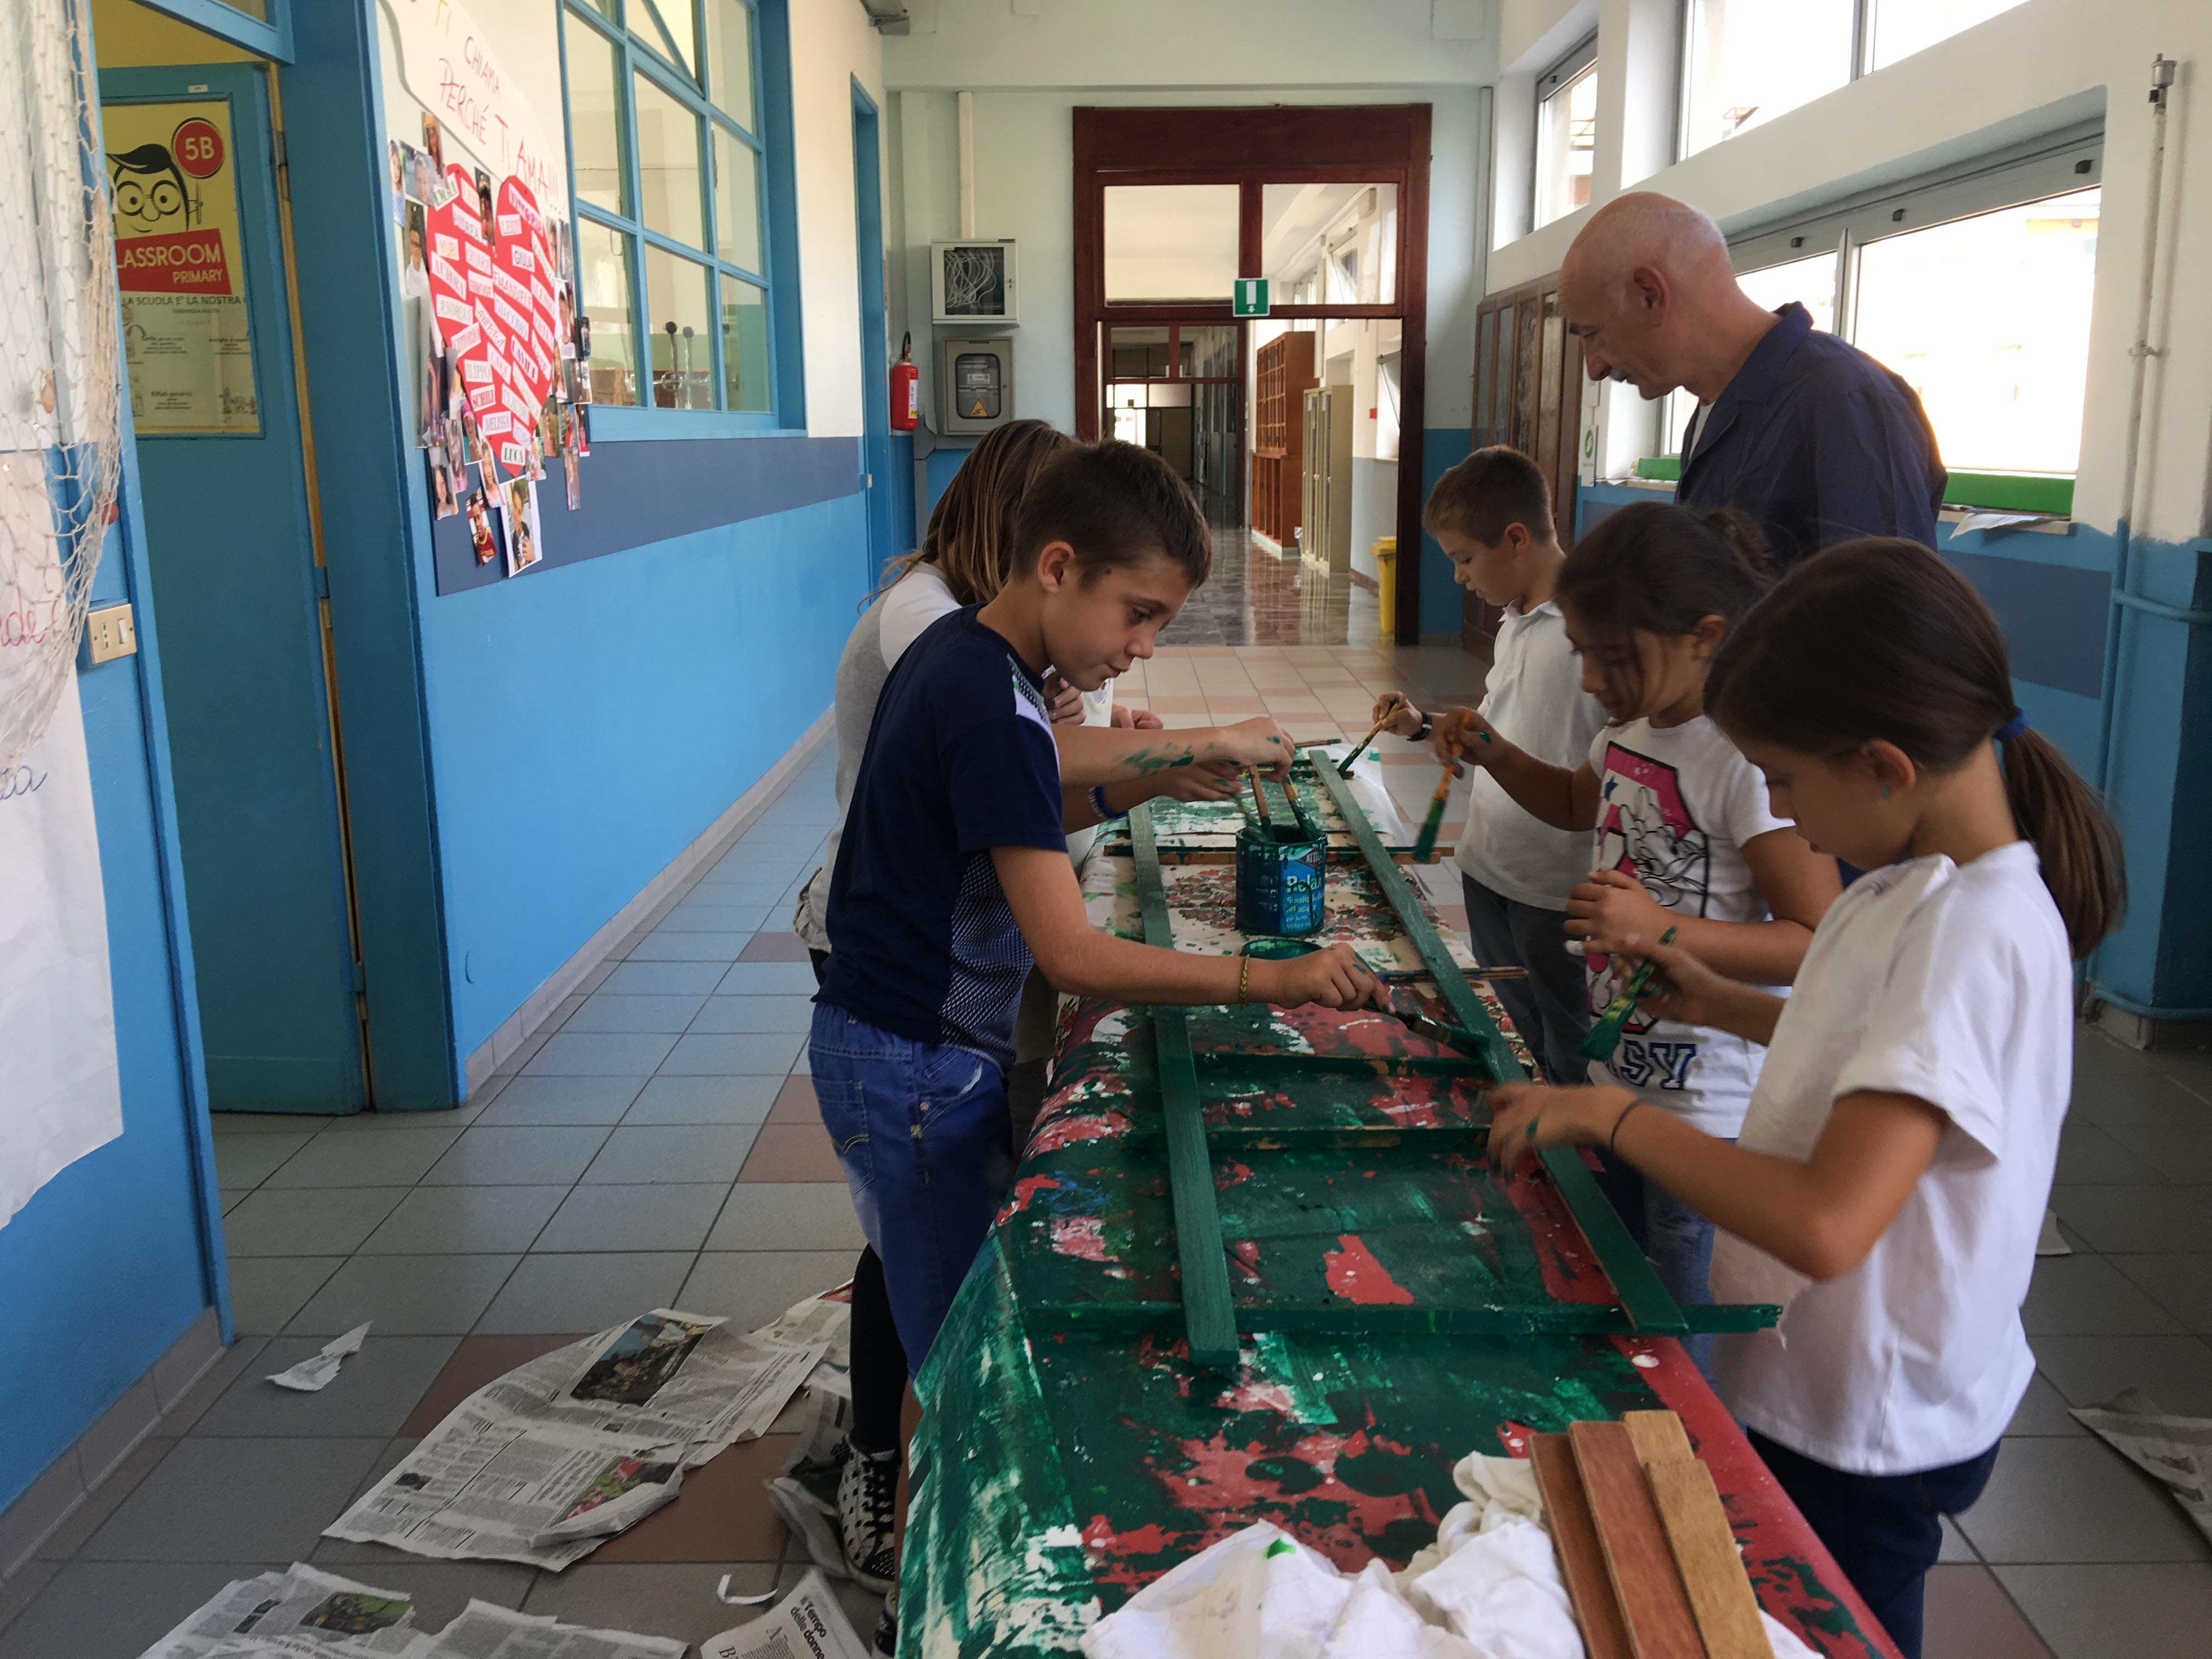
{"left": 713, "top": 126, "right": 763, "bottom": 274}
{"left": 634, "top": 73, "right": 705, "bottom": 249}
{"left": 641, "top": 0, "right": 696, "bottom": 76}
{"left": 644, "top": 243, "right": 715, "bottom": 408}
{"left": 1665, "top": 251, "right": 1837, "bottom": 453}
{"left": 577, "top": 0, "right": 616, "bottom": 18}
{"left": 1103, "top": 184, "right": 1238, "bottom": 303}
{"left": 1853, "top": 187, "right": 2098, "bottom": 475}
{"left": 720, "top": 275, "right": 770, "bottom": 411}
{"left": 704, "top": 0, "right": 756, "bottom": 129}
{"left": 1684, "top": 0, "right": 1853, "bottom": 157}
{"left": 1535, "top": 64, "right": 1598, "bottom": 229}
{"left": 577, "top": 219, "right": 640, "bottom": 407}
{"left": 568, "top": 30, "right": 627, "bottom": 217}
{"left": 1261, "top": 183, "right": 1397, "bottom": 306}
{"left": 1871, "top": 0, "right": 2024, "bottom": 69}
{"left": 215, "top": 0, "right": 268, "bottom": 18}
{"left": 1106, "top": 326, "right": 1169, "bottom": 378}
{"left": 1178, "top": 325, "right": 1236, "bottom": 377}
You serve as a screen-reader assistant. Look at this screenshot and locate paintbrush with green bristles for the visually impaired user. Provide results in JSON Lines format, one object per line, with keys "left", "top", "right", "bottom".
{"left": 1410, "top": 721, "right": 1491, "bottom": 861}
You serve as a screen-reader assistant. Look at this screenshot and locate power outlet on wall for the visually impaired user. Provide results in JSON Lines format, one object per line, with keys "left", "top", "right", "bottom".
{"left": 84, "top": 603, "right": 137, "bottom": 665}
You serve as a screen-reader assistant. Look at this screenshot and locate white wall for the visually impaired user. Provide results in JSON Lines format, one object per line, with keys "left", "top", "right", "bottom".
{"left": 1486, "top": 0, "right": 2212, "bottom": 544}
{"left": 884, "top": 86, "right": 1488, "bottom": 438}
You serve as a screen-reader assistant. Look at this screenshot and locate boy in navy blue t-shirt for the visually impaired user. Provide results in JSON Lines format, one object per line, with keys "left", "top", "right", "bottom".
{"left": 814, "top": 438, "right": 1373, "bottom": 1384}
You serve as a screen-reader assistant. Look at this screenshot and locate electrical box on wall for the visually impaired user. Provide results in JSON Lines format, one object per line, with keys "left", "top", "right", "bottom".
{"left": 939, "top": 336, "right": 1015, "bottom": 435}
{"left": 931, "top": 241, "right": 1017, "bottom": 325}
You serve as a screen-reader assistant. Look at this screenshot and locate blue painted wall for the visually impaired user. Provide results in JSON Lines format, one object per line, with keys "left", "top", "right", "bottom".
{"left": 1418, "top": 427, "right": 1474, "bottom": 636}
{"left": 0, "top": 516, "right": 220, "bottom": 1513}
{"left": 1577, "top": 480, "right": 2212, "bottom": 1020}
{"left": 419, "top": 488, "right": 871, "bottom": 1059}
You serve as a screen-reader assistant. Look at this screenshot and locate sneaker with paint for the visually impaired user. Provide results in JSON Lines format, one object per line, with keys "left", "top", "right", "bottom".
{"left": 837, "top": 1440, "right": 899, "bottom": 1593}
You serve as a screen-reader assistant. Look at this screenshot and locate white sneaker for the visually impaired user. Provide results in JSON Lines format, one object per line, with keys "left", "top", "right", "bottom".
{"left": 836, "top": 1440, "right": 899, "bottom": 1594}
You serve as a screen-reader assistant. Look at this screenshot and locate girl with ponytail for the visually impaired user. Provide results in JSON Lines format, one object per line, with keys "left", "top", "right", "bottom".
{"left": 1483, "top": 537, "right": 2122, "bottom": 1658}
{"left": 1433, "top": 500, "right": 1842, "bottom": 1373}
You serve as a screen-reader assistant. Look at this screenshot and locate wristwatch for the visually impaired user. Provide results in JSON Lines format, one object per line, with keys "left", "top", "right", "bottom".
{"left": 1409, "top": 712, "right": 1433, "bottom": 743}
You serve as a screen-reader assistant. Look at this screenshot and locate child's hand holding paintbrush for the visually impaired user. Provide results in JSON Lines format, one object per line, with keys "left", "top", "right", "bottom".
{"left": 1409, "top": 707, "right": 1493, "bottom": 862}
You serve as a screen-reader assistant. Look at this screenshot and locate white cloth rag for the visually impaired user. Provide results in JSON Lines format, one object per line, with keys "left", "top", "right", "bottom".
{"left": 1080, "top": 1451, "right": 1824, "bottom": 1659}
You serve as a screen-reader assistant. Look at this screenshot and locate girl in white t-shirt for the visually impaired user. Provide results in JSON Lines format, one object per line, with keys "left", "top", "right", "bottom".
{"left": 1485, "top": 539, "right": 2123, "bottom": 1659}
{"left": 1437, "top": 502, "right": 1840, "bottom": 1367}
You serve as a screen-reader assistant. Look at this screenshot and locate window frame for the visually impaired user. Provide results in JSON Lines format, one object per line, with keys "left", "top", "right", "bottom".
{"left": 1532, "top": 33, "right": 1599, "bottom": 232}
{"left": 557, "top": 0, "right": 800, "bottom": 436}
{"left": 1650, "top": 123, "right": 2103, "bottom": 489}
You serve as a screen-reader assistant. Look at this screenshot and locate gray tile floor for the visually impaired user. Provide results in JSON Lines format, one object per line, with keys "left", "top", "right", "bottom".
{"left": 8, "top": 662, "right": 2212, "bottom": 1658}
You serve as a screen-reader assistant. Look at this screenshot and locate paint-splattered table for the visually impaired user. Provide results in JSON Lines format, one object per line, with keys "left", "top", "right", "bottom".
{"left": 901, "top": 756, "right": 1901, "bottom": 1659}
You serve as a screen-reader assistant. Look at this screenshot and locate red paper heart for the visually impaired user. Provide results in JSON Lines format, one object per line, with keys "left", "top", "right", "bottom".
{"left": 424, "top": 166, "right": 559, "bottom": 482}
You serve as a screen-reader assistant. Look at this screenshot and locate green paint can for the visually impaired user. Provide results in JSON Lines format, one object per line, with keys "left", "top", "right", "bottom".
{"left": 1235, "top": 789, "right": 1327, "bottom": 938}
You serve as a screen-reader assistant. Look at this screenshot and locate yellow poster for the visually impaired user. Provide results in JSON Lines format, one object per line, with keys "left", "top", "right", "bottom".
{"left": 103, "top": 99, "right": 259, "bottom": 435}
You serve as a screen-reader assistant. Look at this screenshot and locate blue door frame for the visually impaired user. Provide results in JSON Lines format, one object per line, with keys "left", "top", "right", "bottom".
{"left": 852, "top": 81, "right": 898, "bottom": 584}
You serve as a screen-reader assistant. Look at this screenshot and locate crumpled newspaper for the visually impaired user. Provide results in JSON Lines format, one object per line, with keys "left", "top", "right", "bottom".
{"left": 267, "top": 1323, "right": 370, "bottom": 1392}
{"left": 1080, "top": 1452, "right": 1821, "bottom": 1659}
{"left": 2072, "top": 1389, "right": 2212, "bottom": 1543}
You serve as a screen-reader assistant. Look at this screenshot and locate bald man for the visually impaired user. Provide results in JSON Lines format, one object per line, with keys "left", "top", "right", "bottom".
{"left": 1560, "top": 193, "right": 1945, "bottom": 565}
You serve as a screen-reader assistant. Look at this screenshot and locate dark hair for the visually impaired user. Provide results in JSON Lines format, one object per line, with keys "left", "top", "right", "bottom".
{"left": 1423, "top": 445, "right": 1555, "bottom": 545}
{"left": 1012, "top": 439, "right": 1211, "bottom": 587}
{"left": 1554, "top": 500, "right": 1772, "bottom": 707}
{"left": 1708, "top": 538, "right": 2123, "bottom": 956}
{"left": 871, "top": 417, "right": 1071, "bottom": 608}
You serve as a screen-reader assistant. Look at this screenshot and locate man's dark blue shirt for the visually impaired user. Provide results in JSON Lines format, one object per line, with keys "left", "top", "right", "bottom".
{"left": 1675, "top": 303, "right": 1946, "bottom": 565}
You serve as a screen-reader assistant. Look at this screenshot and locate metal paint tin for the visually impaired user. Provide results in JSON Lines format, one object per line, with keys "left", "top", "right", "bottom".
{"left": 1235, "top": 806, "right": 1328, "bottom": 938}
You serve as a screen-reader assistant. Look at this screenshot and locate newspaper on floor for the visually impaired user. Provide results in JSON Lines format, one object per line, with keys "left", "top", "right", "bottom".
{"left": 2072, "top": 1388, "right": 2212, "bottom": 1544}
{"left": 268, "top": 1323, "right": 371, "bottom": 1393}
{"left": 768, "top": 1388, "right": 855, "bottom": 1579}
{"left": 137, "top": 1563, "right": 421, "bottom": 1658}
{"left": 702, "top": 1570, "right": 871, "bottom": 1659}
{"left": 324, "top": 1305, "right": 827, "bottom": 1569}
{"left": 412, "top": 1598, "right": 687, "bottom": 1659}
{"left": 752, "top": 1285, "right": 854, "bottom": 1403}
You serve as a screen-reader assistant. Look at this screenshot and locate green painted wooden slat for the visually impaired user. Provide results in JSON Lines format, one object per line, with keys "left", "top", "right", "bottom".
{"left": 1023, "top": 1300, "right": 1778, "bottom": 1337}
{"left": 1191, "top": 1049, "right": 1496, "bottom": 1080}
{"left": 1309, "top": 761, "right": 1699, "bottom": 1338}
{"left": 1131, "top": 804, "right": 1242, "bottom": 1368}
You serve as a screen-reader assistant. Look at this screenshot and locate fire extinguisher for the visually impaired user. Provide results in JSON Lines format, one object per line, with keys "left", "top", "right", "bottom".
{"left": 890, "top": 332, "right": 919, "bottom": 432}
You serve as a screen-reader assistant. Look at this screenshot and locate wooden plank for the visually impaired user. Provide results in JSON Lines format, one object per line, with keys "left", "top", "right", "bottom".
{"left": 1624, "top": 1409, "right": 1697, "bottom": 1467}
{"left": 1647, "top": 1457, "right": 1771, "bottom": 1659}
{"left": 1540, "top": 1148, "right": 1693, "bottom": 1336}
{"left": 1024, "top": 1298, "right": 1781, "bottom": 1339}
{"left": 1529, "top": 1432, "right": 1634, "bottom": 1659}
{"left": 1568, "top": 1420, "right": 1704, "bottom": 1659}
{"left": 1130, "top": 805, "right": 1239, "bottom": 1369}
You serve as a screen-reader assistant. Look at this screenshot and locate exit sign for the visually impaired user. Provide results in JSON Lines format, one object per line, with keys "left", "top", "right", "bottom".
{"left": 1232, "top": 278, "right": 1269, "bottom": 318}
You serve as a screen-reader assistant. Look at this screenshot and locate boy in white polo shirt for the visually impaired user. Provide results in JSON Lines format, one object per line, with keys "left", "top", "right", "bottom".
{"left": 1370, "top": 447, "right": 1607, "bottom": 1081}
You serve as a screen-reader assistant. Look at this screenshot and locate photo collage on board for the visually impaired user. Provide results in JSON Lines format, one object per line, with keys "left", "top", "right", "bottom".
{"left": 401, "top": 112, "right": 590, "bottom": 573}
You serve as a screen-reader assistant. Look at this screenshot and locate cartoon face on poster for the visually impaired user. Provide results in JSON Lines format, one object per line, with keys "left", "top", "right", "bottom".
{"left": 105, "top": 100, "right": 258, "bottom": 435}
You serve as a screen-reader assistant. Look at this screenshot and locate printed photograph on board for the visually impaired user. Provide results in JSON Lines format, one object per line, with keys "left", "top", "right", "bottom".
{"left": 388, "top": 138, "right": 404, "bottom": 224}
{"left": 503, "top": 477, "right": 542, "bottom": 577}
{"left": 427, "top": 449, "right": 458, "bottom": 518}
{"left": 466, "top": 484, "right": 502, "bottom": 566}
{"left": 474, "top": 167, "right": 496, "bottom": 243}
{"left": 421, "top": 111, "right": 444, "bottom": 176}
{"left": 403, "top": 140, "right": 430, "bottom": 206}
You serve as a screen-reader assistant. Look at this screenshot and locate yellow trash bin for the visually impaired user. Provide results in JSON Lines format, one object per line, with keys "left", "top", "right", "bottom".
{"left": 1373, "top": 537, "right": 1396, "bottom": 626}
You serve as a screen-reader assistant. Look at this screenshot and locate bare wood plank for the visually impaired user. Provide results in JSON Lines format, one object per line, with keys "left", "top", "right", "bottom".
{"left": 1647, "top": 1457, "right": 1770, "bottom": 1659}
{"left": 1529, "top": 1432, "right": 1634, "bottom": 1659}
{"left": 1568, "top": 1420, "right": 1704, "bottom": 1659}
{"left": 1624, "top": 1409, "right": 1696, "bottom": 1468}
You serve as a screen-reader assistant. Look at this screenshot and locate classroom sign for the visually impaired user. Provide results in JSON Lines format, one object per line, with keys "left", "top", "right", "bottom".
{"left": 105, "top": 99, "right": 259, "bottom": 436}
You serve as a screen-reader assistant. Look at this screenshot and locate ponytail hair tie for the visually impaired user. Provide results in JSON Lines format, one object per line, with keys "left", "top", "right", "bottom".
{"left": 1996, "top": 708, "right": 2029, "bottom": 743}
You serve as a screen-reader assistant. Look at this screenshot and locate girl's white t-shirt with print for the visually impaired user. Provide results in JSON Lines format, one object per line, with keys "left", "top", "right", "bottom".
{"left": 1583, "top": 714, "right": 1789, "bottom": 1134}
{"left": 1711, "top": 843, "right": 2071, "bottom": 1475}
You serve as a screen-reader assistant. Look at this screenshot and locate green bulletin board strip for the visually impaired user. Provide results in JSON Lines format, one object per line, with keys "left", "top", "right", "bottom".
{"left": 1130, "top": 804, "right": 1241, "bottom": 1368}
{"left": 1308, "top": 761, "right": 1695, "bottom": 1337}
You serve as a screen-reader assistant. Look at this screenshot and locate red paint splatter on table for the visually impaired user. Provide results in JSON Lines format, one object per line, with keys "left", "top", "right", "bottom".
{"left": 1051, "top": 1217, "right": 1110, "bottom": 1262}
{"left": 1002, "top": 1175, "right": 1062, "bottom": 1216}
{"left": 1322, "top": 1234, "right": 1416, "bottom": 1305}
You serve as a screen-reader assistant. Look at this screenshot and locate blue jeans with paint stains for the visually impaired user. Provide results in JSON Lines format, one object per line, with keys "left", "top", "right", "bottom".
{"left": 808, "top": 1003, "right": 1015, "bottom": 1375}
{"left": 1590, "top": 1148, "right": 1724, "bottom": 1380}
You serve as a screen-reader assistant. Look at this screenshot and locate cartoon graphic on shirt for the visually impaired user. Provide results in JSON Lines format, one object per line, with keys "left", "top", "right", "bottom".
{"left": 1588, "top": 740, "right": 1710, "bottom": 1089}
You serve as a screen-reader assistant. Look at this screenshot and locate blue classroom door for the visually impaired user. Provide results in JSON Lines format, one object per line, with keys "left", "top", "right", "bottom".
{"left": 101, "top": 65, "right": 364, "bottom": 1115}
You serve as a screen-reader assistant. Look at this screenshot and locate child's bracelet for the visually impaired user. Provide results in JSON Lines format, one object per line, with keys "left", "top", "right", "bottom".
{"left": 1089, "top": 785, "right": 1126, "bottom": 822}
{"left": 1237, "top": 956, "right": 1251, "bottom": 1004}
{"left": 1609, "top": 1098, "right": 1644, "bottom": 1153}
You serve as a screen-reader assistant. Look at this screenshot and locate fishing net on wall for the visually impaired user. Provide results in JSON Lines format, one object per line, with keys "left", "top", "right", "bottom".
{"left": 0, "top": 0, "right": 123, "bottom": 772}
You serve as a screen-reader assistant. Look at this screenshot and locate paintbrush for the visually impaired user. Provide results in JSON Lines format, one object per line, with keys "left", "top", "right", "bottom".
{"left": 1368, "top": 964, "right": 1530, "bottom": 984}
{"left": 1409, "top": 767, "right": 1452, "bottom": 861}
{"left": 1372, "top": 993, "right": 1487, "bottom": 1056}
{"left": 1338, "top": 695, "right": 1406, "bottom": 777}
{"left": 1576, "top": 925, "right": 1679, "bottom": 1062}
{"left": 1246, "top": 767, "right": 1273, "bottom": 826}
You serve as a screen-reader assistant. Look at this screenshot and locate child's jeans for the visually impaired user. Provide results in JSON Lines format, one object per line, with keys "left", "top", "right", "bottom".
{"left": 809, "top": 1003, "right": 1016, "bottom": 1374}
{"left": 1746, "top": 1429, "right": 2000, "bottom": 1659}
{"left": 1458, "top": 872, "right": 1591, "bottom": 1084}
{"left": 1590, "top": 1146, "right": 1723, "bottom": 1380}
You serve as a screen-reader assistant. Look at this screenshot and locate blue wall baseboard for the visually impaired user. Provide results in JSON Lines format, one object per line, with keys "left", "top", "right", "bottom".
{"left": 430, "top": 434, "right": 862, "bottom": 595}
